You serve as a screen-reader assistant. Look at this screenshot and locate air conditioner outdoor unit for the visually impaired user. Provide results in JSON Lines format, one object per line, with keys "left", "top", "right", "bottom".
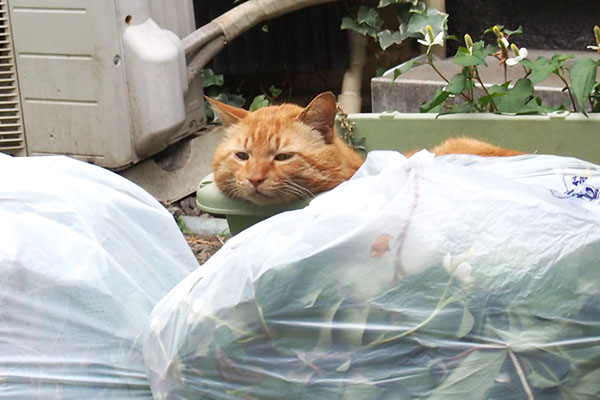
{"left": 1, "top": 0, "right": 207, "bottom": 170}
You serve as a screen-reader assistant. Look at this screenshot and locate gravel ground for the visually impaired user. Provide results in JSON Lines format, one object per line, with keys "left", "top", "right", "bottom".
{"left": 166, "top": 195, "right": 227, "bottom": 265}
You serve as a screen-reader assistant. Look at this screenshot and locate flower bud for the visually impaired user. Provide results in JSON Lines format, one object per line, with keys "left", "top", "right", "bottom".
{"left": 492, "top": 25, "right": 504, "bottom": 39}
{"left": 510, "top": 43, "right": 520, "bottom": 57}
{"left": 498, "top": 37, "right": 509, "bottom": 59}
{"left": 464, "top": 33, "right": 473, "bottom": 50}
{"left": 594, "top": 25, "right": 600, "bottom": 46}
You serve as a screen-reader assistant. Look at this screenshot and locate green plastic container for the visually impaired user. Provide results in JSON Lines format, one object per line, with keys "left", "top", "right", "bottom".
{"left": 196, "top": 174, "right": 310, "bottom": 235}
{"left": 197, "top": 112, "right": 600, "bottom": 234}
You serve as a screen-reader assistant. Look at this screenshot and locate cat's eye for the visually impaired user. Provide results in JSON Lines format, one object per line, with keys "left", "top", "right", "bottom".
{"left": 235, "top": 152, "right": 249, "bottom": 161}
{"left": 274, "top": 153, "right": 294, "bottom": 161}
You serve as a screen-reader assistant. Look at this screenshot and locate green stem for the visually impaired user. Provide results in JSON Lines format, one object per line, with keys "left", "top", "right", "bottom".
{"left": 296, "top": 352, "right": 324, "bottom": 374}
{"left": 556, "top": 68, "right": 578, "bottom": 112}
{"left": 255, "top": 300, "right": 276, "bottom": 339}
{"left": 474, "top": 70, "right": 499, "bottom": 112}
{"left": 426, "top": 57, "right": 473, "bottom": 103}
{"left": 204, "top": 313, "right": 255, "bottom": 337}
{"left": 428, "top": 58, "right": 450, "bottom": 84}
{"left": 367, "top": 277, "right": 457, "bottom": 348}
{"left": 468, "top": 67, "right": 475, "bottom": 103}
{"left": 509, "top": 349, "right": 534, "bottom": 400}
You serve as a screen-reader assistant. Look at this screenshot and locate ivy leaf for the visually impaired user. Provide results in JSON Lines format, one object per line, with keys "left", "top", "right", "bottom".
{"left": 249, "top": 94, "right": 270, "bottom": 111}
{"left": 504, "top": 25, "right": 524, "bottom": 38}
{"left": 560, "top": 368, "right": 600, "bottom": 399}
{"left": 521, "top": 54, "right": 572, "bottom": 85}
{"left": 437, "top": 102, "right": 474, "bottom": 115}
{"left": 527, "top": 358, "right": 564, "bottom": 389}
{"left": 426, "top": 350, "right": 508, "bottom": 399}
{"left": 482, "top": 25, "right": 523, "bottom": 38}
{"left": 357, "top": 6, "right": 384, "bottom": 29}
{"left": 568, "top": 57, "right": 599, "bottom": 115}
{"left": 517, "top": 97, "right": 546, "bottom": 115}
{"left": 420, "top": 89, "right": 450, "bottom": 113}
{"left": 200, "top": 68, "right": 224, "bottom": 88}
{"left": 453, "top": 41, "right": 494, "bottom": 67}
{"left": 455, "top": 304, "right": 474, "bottom": 338}
{"left": 445, "top": 70, "right": 467, "bottom": 95}
{"left": 377, "top": 29, "right": 404, "bottom": 50}
{"left": 478, "top": 83, "right": 509, "bottom": 110}
{"left": 331, "top": 300, "right": 370, "bottom": 347}
{"left": 406, "top": 5, "right": 448, "bottom": 39}
{"left": 391, "top": 58, "right": 419, "bottom": 84}
{"left": 341, "top": 8, "right": 384, "bottom": 38}
{"left": 491, "top": 320, "right": 566, "bottom": 353}
{"left": 493, "top": 78, "right": 535, "bottom": 113}
{"left": 340, "top": 17, "right": 364, "bottom": 35}
{"left": 521, "top": 57, "right": 556, "bottom": 85}
{"left": 268, "top": 85, "right": 282, "bottom": 98}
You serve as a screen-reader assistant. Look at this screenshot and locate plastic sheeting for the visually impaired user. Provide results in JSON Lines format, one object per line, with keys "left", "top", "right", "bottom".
{"left": 0, "top": 155, "right": 197, "bottom": 399}
{"left": 144, "top": 151, "right": 600, "bottom": 399}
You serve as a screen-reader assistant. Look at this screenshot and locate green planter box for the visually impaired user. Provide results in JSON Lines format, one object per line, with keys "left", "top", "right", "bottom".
{"left": 197, "top": 112, "right": 600, "bottom": 234}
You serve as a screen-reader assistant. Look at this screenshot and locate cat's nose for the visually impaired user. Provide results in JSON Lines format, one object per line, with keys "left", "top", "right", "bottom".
{"left": 249, "top": 177, "right": 266, "bottom": 189}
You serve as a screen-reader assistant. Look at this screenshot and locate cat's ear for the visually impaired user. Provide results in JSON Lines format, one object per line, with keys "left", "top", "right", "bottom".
{"left": 298, "top": 92, "right": 337, "bottom": 144}
{"left": 206, "top": 96, "right": 249, "bottom": 126}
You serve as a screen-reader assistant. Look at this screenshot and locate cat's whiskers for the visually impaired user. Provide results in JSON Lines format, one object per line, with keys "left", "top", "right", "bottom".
{"left": 220, "top": 178, "right": 245, "bottom": 198}
{"left": 279, "top": 180, "right": 315, "bottom": 201}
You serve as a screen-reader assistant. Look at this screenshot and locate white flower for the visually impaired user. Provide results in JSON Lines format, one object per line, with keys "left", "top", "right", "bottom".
{"left": 443, "top": 250, "right": 474, "bottom": 283}
{"left": 417, "top": 31, "right": 444, "bottom": 49}
{"left": 453, "top": 262, "right": 473, "bottom": 283}
{"left": 506, "top": 45, "right": 528, "bottom": 66}
{"left": 587, "top": 45, "right": 600, "bottom": 53}
{"left": 418, "top": 25, "right": 444, "bottom": 54}
{"left": 498, "top": 36, "right": 510, "bottom": 49}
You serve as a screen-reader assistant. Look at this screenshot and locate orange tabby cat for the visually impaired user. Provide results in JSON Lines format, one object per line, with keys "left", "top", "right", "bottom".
{"left": 209, "top": 92, "right": 523, "bottom": 204}
{"left": 209, "top": 92, "right": 363, "bottom": 204}
{"left": 425, "top": 137, "right": 523, "bottom": 157}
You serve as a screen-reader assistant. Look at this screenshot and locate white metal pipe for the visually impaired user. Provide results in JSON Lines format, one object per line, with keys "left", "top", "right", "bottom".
{"left": 338, "top": 30, "right": 368, "bottom": 113}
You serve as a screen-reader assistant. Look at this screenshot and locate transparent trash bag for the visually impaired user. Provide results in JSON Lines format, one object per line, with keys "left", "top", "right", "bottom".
{"left": 144, "top": 151, "right": 600, "bottom": 399}
{"left": 0, "top": 155, "right": 196, "bottom": 399}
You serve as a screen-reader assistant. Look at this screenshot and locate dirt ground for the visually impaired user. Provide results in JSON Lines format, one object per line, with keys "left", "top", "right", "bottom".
{"left": 183, "top": 233, "right": 226, "bottom": 265}
{"left": 166, "top": 195, "right": 227, "bottom": 265}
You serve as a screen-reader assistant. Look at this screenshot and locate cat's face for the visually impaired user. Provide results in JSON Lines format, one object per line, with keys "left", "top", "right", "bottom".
{"left": 210, "top": 92, "right": 362, "bottom": 204}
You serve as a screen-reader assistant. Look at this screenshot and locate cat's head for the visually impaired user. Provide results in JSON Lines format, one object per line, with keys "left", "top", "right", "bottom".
{"left": 209, "top": 92, "right": 360, "bottom": 205}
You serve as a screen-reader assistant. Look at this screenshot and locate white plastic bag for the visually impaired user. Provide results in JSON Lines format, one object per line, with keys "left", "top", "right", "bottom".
{"left": 0, "top": 155, "right": 197, "bottom": 399}
{"left": 144, "top": 151, "right": 600, "bottom": 399}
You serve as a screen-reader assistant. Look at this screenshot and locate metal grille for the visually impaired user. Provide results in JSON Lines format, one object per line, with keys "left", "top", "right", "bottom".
{"left": 0, "top": 0, "right": 24, "bottom": 154}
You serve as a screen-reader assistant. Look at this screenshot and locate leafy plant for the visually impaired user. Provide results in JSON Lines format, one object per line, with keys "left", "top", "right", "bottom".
{"left": 249, "top": 85, "right": 283, "bottom": 111}
{"left": 145, "top": 219, "right": 600, "bottom": 399}
{"left": 341, "top": 1, "right": 447, "bottom": 51}
{"left": 201, "top": 68, "right": 246, "bottom": 122}
{"left": 336, "top": 103, "right": 366, "bottom": 151}
{"left": 396, "top": 22, "right": 600, "bottom": 115}
{"left": 202, "top": 68, "right": 285, "bottom": 120}
{"left": 343, "top": 2, "right": 600, "bottom": 116}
